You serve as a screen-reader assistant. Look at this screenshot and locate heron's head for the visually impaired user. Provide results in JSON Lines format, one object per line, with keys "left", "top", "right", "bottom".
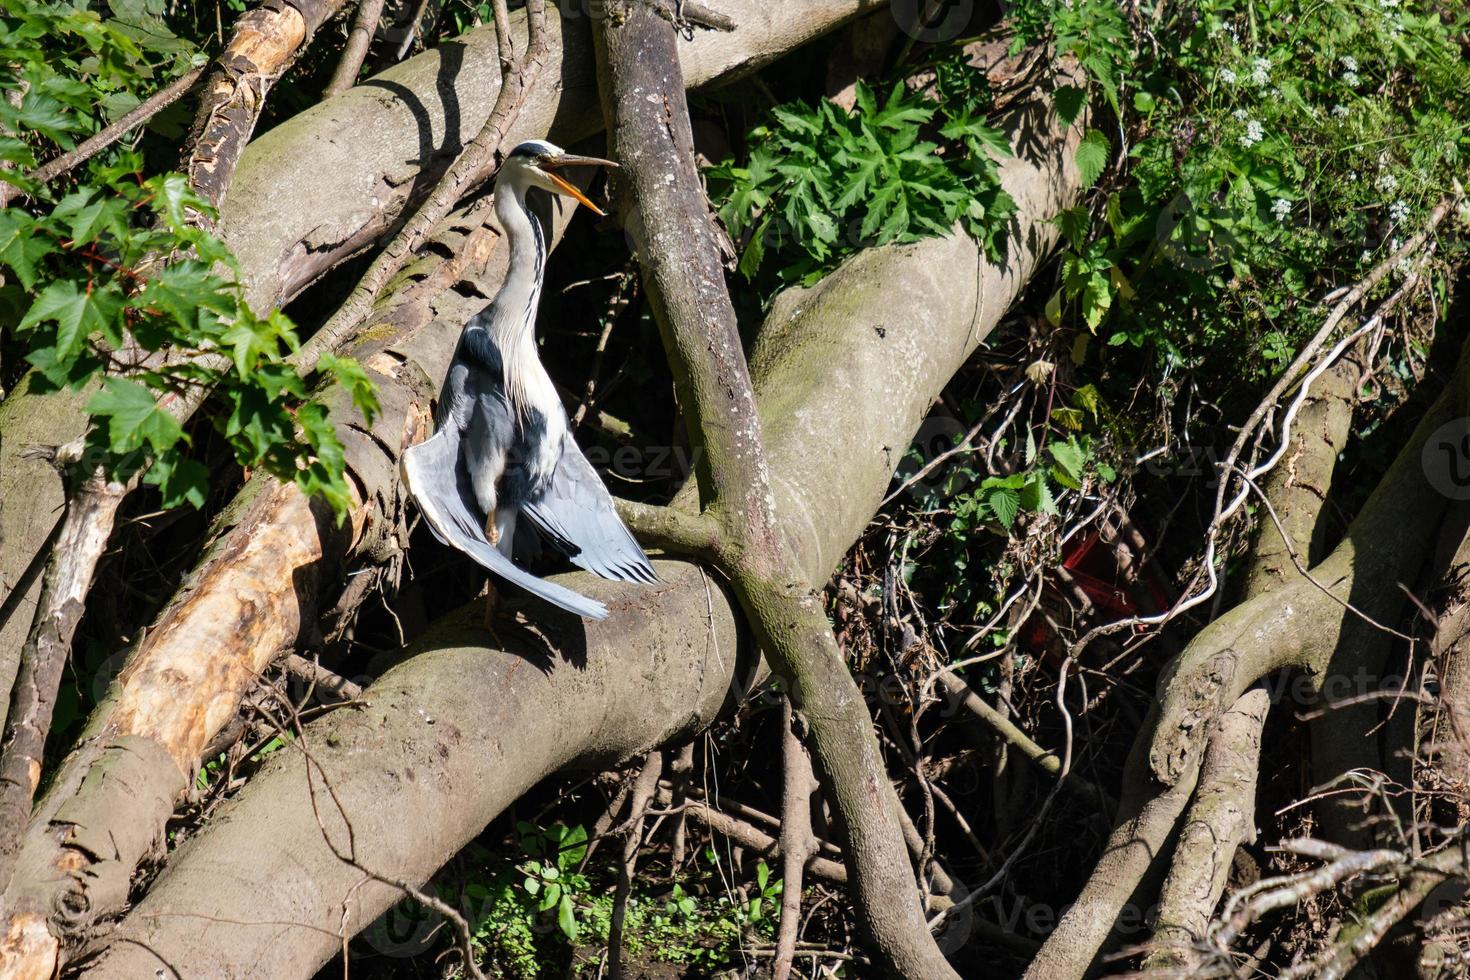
{"left": 500, "top": 139, "right": 618, "bottom": 216}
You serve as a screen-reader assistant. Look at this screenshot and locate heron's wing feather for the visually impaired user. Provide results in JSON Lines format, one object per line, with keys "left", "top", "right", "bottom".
{"left": 521, "top": 436, "right": 659, "bottom": 584}
{"left": 401, "top": 430, "right": 610, "bottom": 620}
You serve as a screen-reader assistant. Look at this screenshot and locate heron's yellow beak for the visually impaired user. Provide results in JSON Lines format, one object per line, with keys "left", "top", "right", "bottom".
{"left": 541, "top": 154, "right": 618, "bottom": 216}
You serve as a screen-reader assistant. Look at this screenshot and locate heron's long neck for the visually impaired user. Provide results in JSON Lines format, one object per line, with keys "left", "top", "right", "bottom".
{"left": 489, "top": 182, "right": 547, "bottom": 412}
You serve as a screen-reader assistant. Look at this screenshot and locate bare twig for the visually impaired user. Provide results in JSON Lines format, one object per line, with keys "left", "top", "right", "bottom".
{"left": 0, "top": 65, "right": 205, "bottom": 208}
{"left": 774, "top": 698, "right": 818, "bottom": 980}
{"left": 325, "top": 0, "right": 386, "bottom": 96}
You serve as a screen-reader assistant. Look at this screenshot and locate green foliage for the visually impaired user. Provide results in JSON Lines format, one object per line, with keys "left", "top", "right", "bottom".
{"left": 0, "top": 1, "right": 377, "bottom": 521}
{"left": 1059, "top": 0, "right": 1470, "bottom": 386}
{"left": 707, "top": 62, "right": 1016, "bottom": 290}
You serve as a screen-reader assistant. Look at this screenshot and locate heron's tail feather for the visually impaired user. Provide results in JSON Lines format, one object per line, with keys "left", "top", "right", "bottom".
{"left": 402, "top": 432, "right": 610, "bottom": 621}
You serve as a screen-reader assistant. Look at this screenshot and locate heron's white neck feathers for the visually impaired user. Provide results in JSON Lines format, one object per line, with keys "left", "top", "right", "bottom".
{"left": 489, "top": 182, "right": 547, "bottom": 418}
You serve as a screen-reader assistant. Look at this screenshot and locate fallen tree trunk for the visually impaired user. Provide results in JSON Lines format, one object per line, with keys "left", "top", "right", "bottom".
{"left": 72, "top": 65, "right": 1084, "bottom": 977}
{"left": 0, "top": 0, "right": 878, "bottom": 733}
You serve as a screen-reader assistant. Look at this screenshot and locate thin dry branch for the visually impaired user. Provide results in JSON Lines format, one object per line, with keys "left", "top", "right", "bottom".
{"left": 0, "top": 65, "right": 205, "bottom": 208}
{"left": 609, "top": 753, "right": 662, "bottom": 978}
{"left": 324, "top": 0, "right": 386, "bottom": 96}
{"left": 774, "top": 698, "right": 819, "bottom": 980}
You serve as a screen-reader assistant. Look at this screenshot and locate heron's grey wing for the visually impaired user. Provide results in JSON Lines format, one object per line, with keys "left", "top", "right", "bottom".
{"left": 520, "top": 435, "right": 658, "bottom": 584}
{"left": 401, "top": 429, "right": 610, "bottom": 620}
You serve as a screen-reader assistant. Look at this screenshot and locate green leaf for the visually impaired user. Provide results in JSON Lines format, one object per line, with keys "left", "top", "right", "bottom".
{"left": 988, "top": 487, "right": 1020, "bottom": 529}
{"left": 88, "top": 376, "right": 183, "bottom": 454}
{"left": 1076, "top": 130, "right": 1110, "bottom": 190}
{"left": 146, "top": 172, "right": 214, "bottom": 231}
{"left": 1020, "top": 474, "right": 1056, "bottom": 515}
{"left": 1053, "top": 206, "right": 1090, "bottom": 250}
{"left": 20, "top": 279, "right": 124, "bottom": 356}
{"left": 0, "top": 210, "right": 55, "bottom": 288}
{"left": 1054, "top": 85, "right": 1087, "bottom": 126}
{"left": 145, "top": 454, "right": 209, "bottom": 508}
{"left": 557, "top": 894, "right": 577, "bottom": 941}
{"left": 1049, "top": 439, "right": 1086, "bottom": 481}
{"left": 52, "top": 187, "right": 129, "bottom": 245}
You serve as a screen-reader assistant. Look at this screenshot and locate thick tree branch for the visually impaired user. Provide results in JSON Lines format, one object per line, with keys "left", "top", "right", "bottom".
{"left": 1026, "top": 351, "right": 1372, "bottom": 979}
{"left": 593, "top": 4, "right": 963, "bottom": 974}
{"left": 0, "top": 0, "right": 878, "bottom": 720}
{"left": 184, "top": 0, "right": 351, "bottom": 215}
{"left": 1143, "top": 359, "right": 1356, "bottom": 975}
{"left": 0, "top": 452, "right": 126, "bottom": 892}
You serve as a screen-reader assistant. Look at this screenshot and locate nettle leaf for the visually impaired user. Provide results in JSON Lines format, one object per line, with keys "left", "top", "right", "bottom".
{"left": 987, "top": 486, "right": 1021, "bottom": 529}
{"left": 1054, "top": 85, "right": 1087, "bottom": 126}
{"left": 88, "top": 376, "right": 183, "bottom": 454}
{"left": 19, "top": 278, "right": 125, "bottom": 356}
{"left": 1076, "top": 129, "right": 1111, "bottom": 189}
{"left": 1020, "top": 473, "right": 1056, "bottom": 515}
{"left": 1050, "top": 438, "right": 1086, "bottom": 482}
{"left": 1053, "top": 206, "right": 1091, "bottom": 250}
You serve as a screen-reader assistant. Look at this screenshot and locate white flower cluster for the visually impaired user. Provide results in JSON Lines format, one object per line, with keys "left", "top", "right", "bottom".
{"left": 1250, "top": 57, "right": 1270, "bottom": 86}
{"left": 1239, "top": 119, "right": 1264, "bottom": 147}
{"left": 1271, "top": 198, "right": 1292, "bottom": 222}
{"left": 1341, "top": 55, "right": 1358, "bottom": 72}
{"left": 1389, "top": 199, "right": 1410, "bottom": 223}
{"left": 1331, "top": 104, "right": 1350, "bottom": 119}
{"left": 1342, "top": 69, "right": 1360, "bottom": 86}
{"left": 1219, "top": 67, "right": 1237, "bottom": 85}
{"left": 1375, "top": 171, "right": 1399, "bottom": 194}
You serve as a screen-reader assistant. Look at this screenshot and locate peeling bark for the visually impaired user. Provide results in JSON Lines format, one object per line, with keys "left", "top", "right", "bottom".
{"left": 184, "top": 0, "right": 350, "bottom": 213}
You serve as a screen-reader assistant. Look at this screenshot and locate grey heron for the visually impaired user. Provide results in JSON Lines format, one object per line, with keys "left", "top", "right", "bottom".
{"left": 400, "top": 139, "right": 656, "bottom": 622}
